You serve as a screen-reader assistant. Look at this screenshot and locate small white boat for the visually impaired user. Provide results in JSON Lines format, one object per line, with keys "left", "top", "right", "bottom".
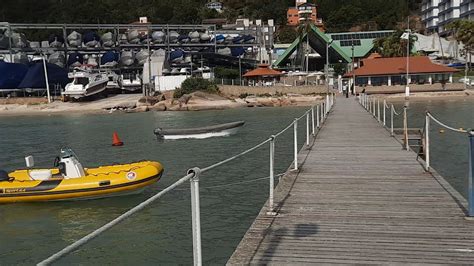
{"left": 63, "top": 68, "right": 109, "bottom": 99}
{"left": 120, "top": 72, "right": 142, "bottom": 92}
{"left": 168, "top": 31, "right": 179, "bottom": 43}
{"left": 67, "top": 31, "right": 82, "bottom": 47}
{"left": 136, "top": 50, "right": 150, "bottom": 65}
{"left": 120, "top": 51, "right": 135, "bottom": 66}
{"left": 154, "top": 121, "right": 245, "bottom": 140}
{"left": 101, "top": 32, "right": 114, "bottom": 47}
{"left": 152, "top": 31, "right": 165, "bottom": 43}
{"left": 200, "top": 32, "right": 211, "bottom": 42}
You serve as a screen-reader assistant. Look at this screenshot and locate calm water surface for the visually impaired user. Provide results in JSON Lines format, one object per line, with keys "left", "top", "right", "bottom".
{"left": 0, "top": 98, "right": 472, "bottom": 265}
{"left": 0, "top": 107, "right": 308, "bottom": 265}
{"left": 391, "top": 97, "right": 474, "bottom": 196}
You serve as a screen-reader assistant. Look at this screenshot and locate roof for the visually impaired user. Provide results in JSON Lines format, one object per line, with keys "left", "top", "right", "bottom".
{"left": 273, "top": 24, "right": 352, "bottom": 68}
{"left": 243, "top": 64, "right": 283, "bottom": 78}
{"left": 344, "top": 56, "right": 458, "bottom": 77}
{"left": 328, "top": 30, "right": 395, "bottom": 58}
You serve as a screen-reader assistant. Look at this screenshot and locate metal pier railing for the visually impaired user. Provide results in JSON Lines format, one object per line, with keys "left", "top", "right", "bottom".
{"left": 359, "top": 93, "right": 474, "bottom": 217}
{"left": 37, "top": 94, "right": 336, "bottom": 266}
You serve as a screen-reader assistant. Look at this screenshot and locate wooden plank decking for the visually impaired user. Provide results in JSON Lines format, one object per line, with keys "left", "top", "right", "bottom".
{"left": 228, "top": 96, "right": 474, "bottom": 264}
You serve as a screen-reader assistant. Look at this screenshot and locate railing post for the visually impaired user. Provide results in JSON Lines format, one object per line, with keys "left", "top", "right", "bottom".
{"left": 383, "top": 99, "right": 386, "bottom": 126}
{"left": 293, "top": 118, "right": 298, "bottom": 171}
{"left": 267, "top": 135, "right": 276, "bottom": 215}
{"left": 188, "top": 167, "right": 202, "bottom": 266}
{"left": 311, "top": 107, "right": 315, "bottom": 136}
{"left": 390, "top": 105, "right": 394, "bottom": 136}
{"left": 321, "top": 103, "right": 325, "bottom": 122}
{"left": 425, "top": 112, "right": 430, "bottom": 171}
{"left": 468, "top": 130, "right": 474, "bottom": 217}
{"left": 373, "top": 98, "right": 376, "bottom": 117}
{"left": 377, "top": 99, "right": 381, "bottom": 122}
{"left": 403, "top": 106, "right": 409, "bottom": 151}
{"left": 306, "top": 112, "right": 310, "bottom": 146}
{"left": 326, "top": 95, "right": 329, "bottom": 114}
{"left": 317, "top": 104, "right": 320, "bottom": 128}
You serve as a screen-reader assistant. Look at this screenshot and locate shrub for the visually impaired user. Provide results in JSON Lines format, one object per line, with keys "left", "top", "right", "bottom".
{"left": 173, "top": 78, "right": 219, "bottom": 98}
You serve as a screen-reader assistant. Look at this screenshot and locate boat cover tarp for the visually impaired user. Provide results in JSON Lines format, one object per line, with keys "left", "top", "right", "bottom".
{"left": 18, "top": 62, "right": 69, "bottom": 89}
{"left": 101, "top": 51, "right": 119, "bottom": 65}
{"left": 67, "top": 52, "right": 84, "bottom": 66}
{"left": 0, "top": 62, "right": 28, "bottom": 89}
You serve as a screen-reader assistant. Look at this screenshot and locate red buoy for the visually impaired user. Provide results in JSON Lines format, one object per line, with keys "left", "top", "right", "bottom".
{"left": 112, "top": 132, "right": 124, "bottom": 146}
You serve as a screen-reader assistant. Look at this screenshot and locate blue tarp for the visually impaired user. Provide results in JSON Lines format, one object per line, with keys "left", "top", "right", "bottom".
{"left": 0, "top": 62, "right": 28, "bottom": 89}
{"left": 84, "top": 31, "right": 100, "bottom": 44}
{"left": 18, "top": 62, "right": 69, "bottom": 89}
{"left": 100, "top": 51, "right": 119, "bottom": 65}
{"left": 67, "top": 52, "right": 84, "bottom": 66}
{"left": 231, "top": 47, "right": 245, "bottom": 57}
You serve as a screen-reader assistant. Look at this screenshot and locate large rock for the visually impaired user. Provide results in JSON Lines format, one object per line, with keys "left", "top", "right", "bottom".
{"left": 151, "top": 101, "right": 167, "bottom": 111}
{"left": 178, "top": 94, "right": 192, "bottom": 104}
{"left": 137, "top": 96, "right": 160, "bottom": 106}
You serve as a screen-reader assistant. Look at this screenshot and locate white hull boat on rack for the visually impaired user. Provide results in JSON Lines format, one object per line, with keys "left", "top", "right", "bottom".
{"left": 62, "top": 69, "right": 109, "bottom": 99}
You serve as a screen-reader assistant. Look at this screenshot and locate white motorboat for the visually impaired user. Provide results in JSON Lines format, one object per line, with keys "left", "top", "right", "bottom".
{"left": 63, "top": 68, "right": 109, "bottom": 99}
{"left": 120, "top": 72, "right": 142, "bottom": 92}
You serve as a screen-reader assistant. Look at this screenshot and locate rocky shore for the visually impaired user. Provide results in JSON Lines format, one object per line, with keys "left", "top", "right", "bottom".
{"left": 0, "top": 91, "right": 323, "bottom": 116}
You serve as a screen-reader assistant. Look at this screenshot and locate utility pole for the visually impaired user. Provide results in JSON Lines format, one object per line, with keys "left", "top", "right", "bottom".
{"left": 405, "top": 9, "right": 410, "bottom": 98}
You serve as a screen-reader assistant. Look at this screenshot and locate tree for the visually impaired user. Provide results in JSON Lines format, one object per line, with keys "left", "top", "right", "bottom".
{"left": 277, "top": 26, "right": 298, "bottom": 43}
{"left": 446, "top": 20, "right": 474, "bottom": 70}
{"left": 373, "top": 30, "right": 417, "bottom": 57}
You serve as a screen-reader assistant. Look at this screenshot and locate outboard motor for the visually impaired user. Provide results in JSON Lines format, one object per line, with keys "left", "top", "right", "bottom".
{"left": 0, "top": 170, "right": 10, "bottom": 181}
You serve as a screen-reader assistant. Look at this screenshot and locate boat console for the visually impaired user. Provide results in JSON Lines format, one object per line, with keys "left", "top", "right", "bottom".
{"left": 53, "top": 148, "right": 86, "bottom": 179}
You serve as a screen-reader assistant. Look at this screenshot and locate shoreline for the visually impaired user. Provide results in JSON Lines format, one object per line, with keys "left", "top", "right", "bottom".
{"left": 0, "top": 89, "right": 472, "bottom": 117}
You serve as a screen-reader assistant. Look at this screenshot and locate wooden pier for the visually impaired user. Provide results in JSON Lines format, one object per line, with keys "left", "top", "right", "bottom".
{"left": 228, "top": 96, "right": 474, "bottom": 264}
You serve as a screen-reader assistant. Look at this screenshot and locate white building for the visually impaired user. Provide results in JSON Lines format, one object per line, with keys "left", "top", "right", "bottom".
{"left": 421, "top": 0, "right": 473, "bottom": 35}
{"left": 460, "top": 0, "right": 474, "bottom": 20}
{"left": 421, "top": 0, "right": 440, "bottom": 32}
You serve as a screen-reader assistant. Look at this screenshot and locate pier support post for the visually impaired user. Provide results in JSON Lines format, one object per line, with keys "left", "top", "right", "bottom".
{"left": 188, "top": 167, "right": 202, "bottom": 266}
{"left": 306, "top": 113, "right": 310, "bottom": 147}
{"left": 293, "top": 119, "right": 298, "bottom": 171}
{"left": 267, "top": 135, "right": 276, "bottom": 215}
{"left": 425, "top": 113, "right": 430, "bottom": 171}
{"left": 469, "top": 131, "right": 474, "bottom": 217}
{"left": 383, "top": 99, "right": 386, "bottom": 126}
{"left": 311, "top": 107, "right": 315, "bottom": 136}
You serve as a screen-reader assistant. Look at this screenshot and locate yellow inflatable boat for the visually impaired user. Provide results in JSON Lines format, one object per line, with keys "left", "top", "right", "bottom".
{"left": 0, "top": 148, "right": 164, "bottom": 203}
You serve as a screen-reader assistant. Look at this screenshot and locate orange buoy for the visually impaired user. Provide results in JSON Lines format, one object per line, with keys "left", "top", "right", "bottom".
{"left": 112, "top": 132, "right": 124, "bottom": 146}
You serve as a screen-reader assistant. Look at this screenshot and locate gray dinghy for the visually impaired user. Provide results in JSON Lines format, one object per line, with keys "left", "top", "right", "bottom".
{"left": 154, "top": 121, "right": 245, "bottom": 140}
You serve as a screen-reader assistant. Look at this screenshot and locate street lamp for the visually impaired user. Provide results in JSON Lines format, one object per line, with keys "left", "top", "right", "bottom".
{"left": 326, "top": 39, "right": 333, "bottom": 95}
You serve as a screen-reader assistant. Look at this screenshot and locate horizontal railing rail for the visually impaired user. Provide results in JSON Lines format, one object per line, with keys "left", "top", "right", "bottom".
{"left": 38, "top": 94, "right": 336, "bottom": 266}
{"left": 358, "top": 92, "right": 474, "bottom": 217}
